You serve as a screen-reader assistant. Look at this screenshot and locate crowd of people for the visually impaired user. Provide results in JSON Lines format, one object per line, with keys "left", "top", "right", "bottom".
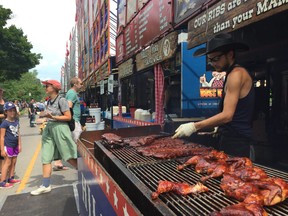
{"left": 0, "top": 77, "right": 84, "bottom": 192}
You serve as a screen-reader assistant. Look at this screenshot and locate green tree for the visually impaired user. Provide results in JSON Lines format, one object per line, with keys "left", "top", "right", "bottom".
{"left": 0, "top": 5, "right": 42, "bottom": 82}
{"left": 2, "top": 70, "right": 46, "bottom": 102}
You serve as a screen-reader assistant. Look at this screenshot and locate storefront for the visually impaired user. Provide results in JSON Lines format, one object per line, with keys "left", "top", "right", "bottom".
{"left": 185, "top": 0, "right": 288, "bottom": 167}
{"left": 115, "top": 31, "right": 179, "bottom": 127}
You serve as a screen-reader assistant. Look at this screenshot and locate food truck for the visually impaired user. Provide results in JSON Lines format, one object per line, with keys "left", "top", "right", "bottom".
{"left": 76, "top": 0, "right": 288, "bottom": 215}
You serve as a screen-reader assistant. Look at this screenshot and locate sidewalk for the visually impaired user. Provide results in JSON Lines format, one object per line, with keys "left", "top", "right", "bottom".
{"left": 0, "top": 115, "right": 79, "bottom": 215}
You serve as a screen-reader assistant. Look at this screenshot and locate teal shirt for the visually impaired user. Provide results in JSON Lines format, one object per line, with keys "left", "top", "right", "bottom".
{"left": 66, "top": 89, "right": 81, "bottom": 122}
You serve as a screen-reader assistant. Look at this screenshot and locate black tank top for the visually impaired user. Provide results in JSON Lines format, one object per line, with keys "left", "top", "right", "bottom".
{"left": 219, "top": 64, "right": 254, "bottom": 138}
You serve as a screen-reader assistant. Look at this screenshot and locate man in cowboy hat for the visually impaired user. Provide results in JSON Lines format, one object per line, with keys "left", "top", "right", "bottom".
{"left": 173, "top": 33, "right": 255, "bottom": 159}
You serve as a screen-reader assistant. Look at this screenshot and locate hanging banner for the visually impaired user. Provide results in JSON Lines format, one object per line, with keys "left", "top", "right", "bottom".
{"left": 108, "top": 74, "right": 114, "bottom": 93}
{"left": 174, "top": 0, "right": 203, "bottom": 25}
{"left": 118, "top": 58, "right": 133, "bottom": 79}
{"left": 101, "top": 60, "right": 110, "bottom": 79}
{"left": 100, "top": 80, "right": 105, "bottom": 94}
{"left": 95, "top": 69, "right": 101, "bottom": 83}
{"left": 187, "top": 0, "right": 288, "bottom": 49}
{"left": 116, "top": 34, "right": 125, "bottom": 64}
{"left": 93, "top": 0, "right": 99, "bottom": 19}
{"left": 127, "top": 0, "right": 137, "bottom": 23}
{"left": 136, "top": 31, "right": 178, "bottom": 71}
{"left": 138, "top": 0, "right": 149, "bottom": 11}
{"left": 118, "top": 0, "right": 126, "bottom": 30}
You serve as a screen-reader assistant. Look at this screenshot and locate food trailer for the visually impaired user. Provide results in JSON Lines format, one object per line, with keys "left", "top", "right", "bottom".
{"left": 76, "top": 0, "right": 288, "bottom": 215}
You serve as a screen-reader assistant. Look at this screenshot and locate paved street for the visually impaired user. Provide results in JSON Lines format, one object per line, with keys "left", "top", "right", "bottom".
{"left": 0, "top": 114, "right": 78, "bottom": 210}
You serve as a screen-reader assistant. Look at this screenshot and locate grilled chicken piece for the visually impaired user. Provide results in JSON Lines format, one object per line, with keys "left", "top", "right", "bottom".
{"left": 211, "top": 202, "right": 268, "bottom": 216}
{"left": 151, "top": 180, "right": 209, "bottom": 200}
{"left": 221, "top": 174, "right": 288, "bottom": 206}
{"left": 229, "top": 166, "right": 268, "bottom": 181}
{"left": 195, "top": 158, "right": 214, "bottom": 173}
{"left": 200, "top": 162, "right": 230, "bottom": 182}
{"left": 220, "top": 174, "right": 260, "bottom": 202}
{"left": 177, "top": 150, "right": 228, "bottom": 171}
{"left": 204, "top": 150, "right": 228, "bottom": 161}
{"left": 177, "top": 155, "right": 204, "bottom": 170}
{"left": 226, "top": 157, "right": 253, "bottom": 171}
{"left": 272, "top": 177, "right": 288, "bottom": 201}
{"left": 251, "top": 179, "right": 283, "bottom": 206}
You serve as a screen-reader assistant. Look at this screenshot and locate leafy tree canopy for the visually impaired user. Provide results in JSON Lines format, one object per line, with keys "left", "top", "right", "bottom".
{"left": 0, "top": 5, "right": 42, "bottom": 82}
{"left": 1, "top": 70, "right": 46, "bottom": 102}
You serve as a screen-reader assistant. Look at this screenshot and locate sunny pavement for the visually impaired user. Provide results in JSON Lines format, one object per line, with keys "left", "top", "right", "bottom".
{"left": 0, "top": 114, "right": 78, "bottom": 209}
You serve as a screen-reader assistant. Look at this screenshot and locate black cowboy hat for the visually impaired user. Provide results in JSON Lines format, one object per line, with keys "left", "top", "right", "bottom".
{"left": 193, "top": 33, "right": 249, "bottom": 57}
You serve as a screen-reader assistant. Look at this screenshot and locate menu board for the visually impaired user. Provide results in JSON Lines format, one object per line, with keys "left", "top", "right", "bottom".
{"left": 123, "top": 0, "right": 172, "bottom": 58}
{"left": 116, "top": 34, "right": 125, "bottom": 64}
{"left": 124, "top": 18, "right": 139, "bottom": 57}
{"left": 138, "top": 0, "right": 172, "bottom": 47}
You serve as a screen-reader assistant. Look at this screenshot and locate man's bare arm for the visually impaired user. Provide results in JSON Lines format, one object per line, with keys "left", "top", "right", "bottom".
{"left": 195, "top": 69, "right": 243, "bottom": 130}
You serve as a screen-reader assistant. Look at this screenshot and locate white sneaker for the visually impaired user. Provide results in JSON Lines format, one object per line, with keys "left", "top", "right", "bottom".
{"left": 30, "top": 185, "right": 52, "bottom": 195}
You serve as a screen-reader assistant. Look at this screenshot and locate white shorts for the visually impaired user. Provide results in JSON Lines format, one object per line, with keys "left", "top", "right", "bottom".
{"left": 72, "top": 121, "right": 82, "bottom": 143}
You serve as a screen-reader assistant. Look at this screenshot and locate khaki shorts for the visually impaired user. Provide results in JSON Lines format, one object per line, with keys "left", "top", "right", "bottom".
{"left": 41, "top": 121, "right": 77, "bottom": 164}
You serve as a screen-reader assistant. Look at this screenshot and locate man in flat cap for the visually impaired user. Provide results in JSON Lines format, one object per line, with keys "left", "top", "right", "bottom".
{"left": 173, "top": 33, "right": 254, "bottom": 158}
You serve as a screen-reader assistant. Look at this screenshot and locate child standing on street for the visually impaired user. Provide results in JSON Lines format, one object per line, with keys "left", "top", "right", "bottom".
{"left": 0, "top": 102, "right": 22, "bottom": 188}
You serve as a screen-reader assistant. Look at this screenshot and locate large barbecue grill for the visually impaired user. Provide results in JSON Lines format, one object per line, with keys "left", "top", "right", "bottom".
{"left": 80, "top": 126, "right": 288, "bottom": 215}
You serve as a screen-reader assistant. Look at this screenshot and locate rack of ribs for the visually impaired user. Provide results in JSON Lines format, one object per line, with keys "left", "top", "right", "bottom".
{"left": 101, "top": 133, "right": 123, "bottom": 145}
{"left": 101, "top": 133, "right": 127, "bottom": 148}
{"left": 138, "top": 146, "right": 213, "bottom": 159}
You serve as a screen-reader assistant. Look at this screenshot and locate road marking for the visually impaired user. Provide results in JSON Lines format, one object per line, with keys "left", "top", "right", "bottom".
{"left": 16, "top": 142, "right": 41, "bottom": 194}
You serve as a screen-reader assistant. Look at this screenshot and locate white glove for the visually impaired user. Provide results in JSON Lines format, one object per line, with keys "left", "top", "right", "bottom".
{"left": 172, "top": 122, "right": 197, "bottom": 139}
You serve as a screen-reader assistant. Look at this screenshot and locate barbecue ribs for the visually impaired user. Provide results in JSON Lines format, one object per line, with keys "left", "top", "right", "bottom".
{"left": 138, "top": 145, "right": 212, "bottom": 159}
{"left": 101, "top": 133, "right": 123, "bottom": 145}
{"left": 151, "top": 180, "right": 209, "bottom": 200}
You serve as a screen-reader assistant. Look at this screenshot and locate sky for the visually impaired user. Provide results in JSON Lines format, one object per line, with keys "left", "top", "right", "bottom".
{"left": 1, "top": 0, "right": 76, "bottom": 82}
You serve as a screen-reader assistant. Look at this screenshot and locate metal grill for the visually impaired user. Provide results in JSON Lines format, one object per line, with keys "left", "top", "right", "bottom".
{"left": 127, "top": 160, "right": 288, "bottom": 216}
{"left": 96, "top": 138, "right": 288, "bottom": 216}
{"left": 128, "top": 160, "right": 234, "bottom": 215}
{"left": 110, "top": 146, "right": 158, "bottom": 165}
